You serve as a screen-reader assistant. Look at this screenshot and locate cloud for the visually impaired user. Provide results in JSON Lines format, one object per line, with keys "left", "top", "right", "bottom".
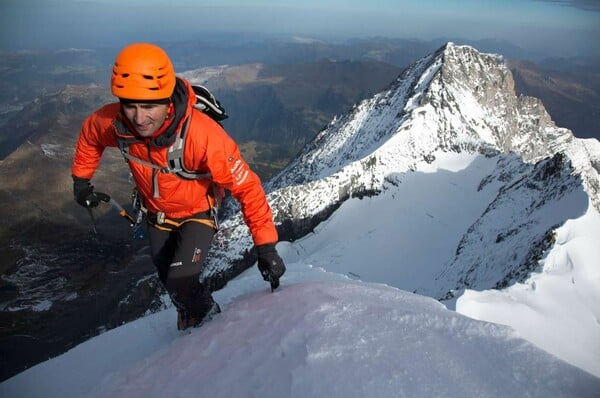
{"left": 535, "top": 0, "right": 600, "bottom": 12}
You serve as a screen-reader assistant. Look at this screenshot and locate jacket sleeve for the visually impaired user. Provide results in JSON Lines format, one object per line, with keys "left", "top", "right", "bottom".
{"left": 71, "top": 104, "right": 120, "bottom": 180}
{"left": 201, "top": 116, "right": 278, "bottom": 246}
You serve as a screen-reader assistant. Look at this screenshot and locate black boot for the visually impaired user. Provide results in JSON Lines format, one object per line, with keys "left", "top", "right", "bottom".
{"left": 177, "top": 301, "right": 221, "bottom": 330}
{"left": 189, "top": 301, "right": 222, "bottom": 329}
{"left": 167, "top": 276, "right": 220, "bottom": 330}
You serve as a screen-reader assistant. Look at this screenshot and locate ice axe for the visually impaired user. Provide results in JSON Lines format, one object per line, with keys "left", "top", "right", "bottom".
{"left": 106, "top": 197, "right": 146, "bottom": 239}
{"left": 259, "top": 268, "right": 280, "bottom": 292}
{"left": 85, "top": 193, "right": 144, "bottom": 238}
{"left": 84, "top": 192, "right": 111, "bottom": 234}
{"left": 87, "top": 207, "right": 98, "bottom": 234}
{"left": 107, "top": 197, "right": 136, "bottom": 224}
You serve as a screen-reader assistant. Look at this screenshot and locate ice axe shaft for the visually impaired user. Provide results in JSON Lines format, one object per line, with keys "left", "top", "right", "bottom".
{"left": 107, "top": 197, "right": 145, "bottom": 239}
{"left": 87, "top": 207, "right": 98, "bottom": 234}
{"left": 108, "top": 198, "right": 136, "bottom": 225}
{"left": 85, "top": 196, "right": 136, "bottom": 234}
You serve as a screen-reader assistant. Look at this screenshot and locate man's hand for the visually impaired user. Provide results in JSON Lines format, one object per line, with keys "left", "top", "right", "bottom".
{"left": 73, "top": 177, "right": 110, "bottom": 208}
{"left": 256, "top": 243, "right": 286, "bottom": 291}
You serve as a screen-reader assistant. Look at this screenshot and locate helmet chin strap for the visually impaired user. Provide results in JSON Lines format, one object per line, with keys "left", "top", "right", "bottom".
{"left": 165, "top": 103, "right": 174, "bottom": 119}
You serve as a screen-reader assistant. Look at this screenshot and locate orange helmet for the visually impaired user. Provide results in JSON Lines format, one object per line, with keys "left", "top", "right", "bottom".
{"left": 111, "top": 43, "right": 176, "bottom": 100}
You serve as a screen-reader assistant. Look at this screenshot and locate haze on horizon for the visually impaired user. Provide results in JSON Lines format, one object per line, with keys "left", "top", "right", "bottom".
{"left": 1, "top": 0, "right": 599, "bottom": 58}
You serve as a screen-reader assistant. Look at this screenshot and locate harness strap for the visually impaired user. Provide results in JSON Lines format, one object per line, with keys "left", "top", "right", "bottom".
{"left": 113, "top": 109, "right": 222, "bottom": 229}
{"left": 120, "top": 150, "right": 173, "bottom": 174}
{"left": 146, "top": 211, "right": 217, "bottom": 232}
{"left": 167, "top": 114, "right": 212, "bottom": 180}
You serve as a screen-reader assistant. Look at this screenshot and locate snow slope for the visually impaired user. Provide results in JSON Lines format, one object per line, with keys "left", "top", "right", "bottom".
{"left": 1, "top": 266, "right": 598, "bottom": 398}
{"left": 284, "top": 151, "right": 500, "bottom": 292}
{"left": 457, "top": 204, "right": 600, "bottom": 376}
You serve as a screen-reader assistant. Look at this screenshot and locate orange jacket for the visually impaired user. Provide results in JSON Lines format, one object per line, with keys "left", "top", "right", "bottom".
{"left": 72, "top": 79, "right": 278, "bottom": 246}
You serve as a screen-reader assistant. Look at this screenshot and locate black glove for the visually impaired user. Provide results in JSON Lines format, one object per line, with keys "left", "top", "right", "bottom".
{"left": 256, "top": 243, "right": 286, "bottom": 291}
{"left": 73, "top": 176, "right": 110, "bottom": 208}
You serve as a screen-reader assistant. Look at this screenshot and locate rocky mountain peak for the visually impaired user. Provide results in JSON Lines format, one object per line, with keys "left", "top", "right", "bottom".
{"left": 262, "top": 42, "right": 598, "bottom": 209}
{"left": 205, "top": 42, "right": 600, "bottom": 292}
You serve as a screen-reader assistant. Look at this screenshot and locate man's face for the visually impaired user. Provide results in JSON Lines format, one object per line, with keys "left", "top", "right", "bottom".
{"left": 121, "top": 103, "right": 170, "bottom": 137}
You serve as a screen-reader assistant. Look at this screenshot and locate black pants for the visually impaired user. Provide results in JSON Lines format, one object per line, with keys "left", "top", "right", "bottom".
{"left": 147, "top": 221, "right": 215, "bottom": 318}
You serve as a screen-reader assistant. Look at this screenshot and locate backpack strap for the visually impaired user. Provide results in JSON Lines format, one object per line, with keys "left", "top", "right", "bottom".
{"left": 113, "top": 117, "right": 212, "bottom": 180}
{"left": 113, "top": 94, "right": 224, "bottom": 227}
{"left": 114, "top": 120, "right": 172, "bottom": 174}
{"left": 167, "top": 114, "right": 212, "bottom": 180}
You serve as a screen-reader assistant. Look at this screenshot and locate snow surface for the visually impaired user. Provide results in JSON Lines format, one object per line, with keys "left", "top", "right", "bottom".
{"left": 2, "top": 272, "right": 599, "bottom": 397}
{"left": 457, "top": 203, "right": 600, "bottom": 377}
{"left": 285, "top": 151, "right": 500, "bottom": 291}
{"left": 2, "top": 152, "right": 599, "bottom": 397}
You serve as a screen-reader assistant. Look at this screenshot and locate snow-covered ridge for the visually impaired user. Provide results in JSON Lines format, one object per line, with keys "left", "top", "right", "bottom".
{"left": 2, "top": 272, "right": 598, "bottom": 397}
{"left": 269, "top": 42, "right": 597, "bottom": 200}
{"left": 423, "top": 152, "right": 589, "bottom": 298}
{"left": 203, "top": 40, "right": 600, "bottom": 323}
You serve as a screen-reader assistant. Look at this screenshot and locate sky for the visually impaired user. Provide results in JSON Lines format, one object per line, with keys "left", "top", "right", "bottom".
{"left": 1, "top": 150, "right": 599, "bottom": 397}
{"left": 1, "top": 0, "right": 599, "bottom": 57}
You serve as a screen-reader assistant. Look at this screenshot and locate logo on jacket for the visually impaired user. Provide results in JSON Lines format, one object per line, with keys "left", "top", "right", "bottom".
{"left": 192, "top": 248, "right": 202, "bottom": 263}
{"left": 230, "top": 158, "right": 249, "bottom": 186}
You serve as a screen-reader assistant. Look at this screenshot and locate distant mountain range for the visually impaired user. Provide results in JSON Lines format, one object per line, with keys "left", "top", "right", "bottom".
{"left": 2, "top": 35, "right": 599, "bottom": 145}
{"left": 509, "top": 58, "right": 600, "bottom": 139}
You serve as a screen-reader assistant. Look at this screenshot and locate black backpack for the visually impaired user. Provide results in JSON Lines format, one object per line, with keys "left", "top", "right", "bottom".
{"left": 192, "top": 85, "right": 228, "bottom": 123}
